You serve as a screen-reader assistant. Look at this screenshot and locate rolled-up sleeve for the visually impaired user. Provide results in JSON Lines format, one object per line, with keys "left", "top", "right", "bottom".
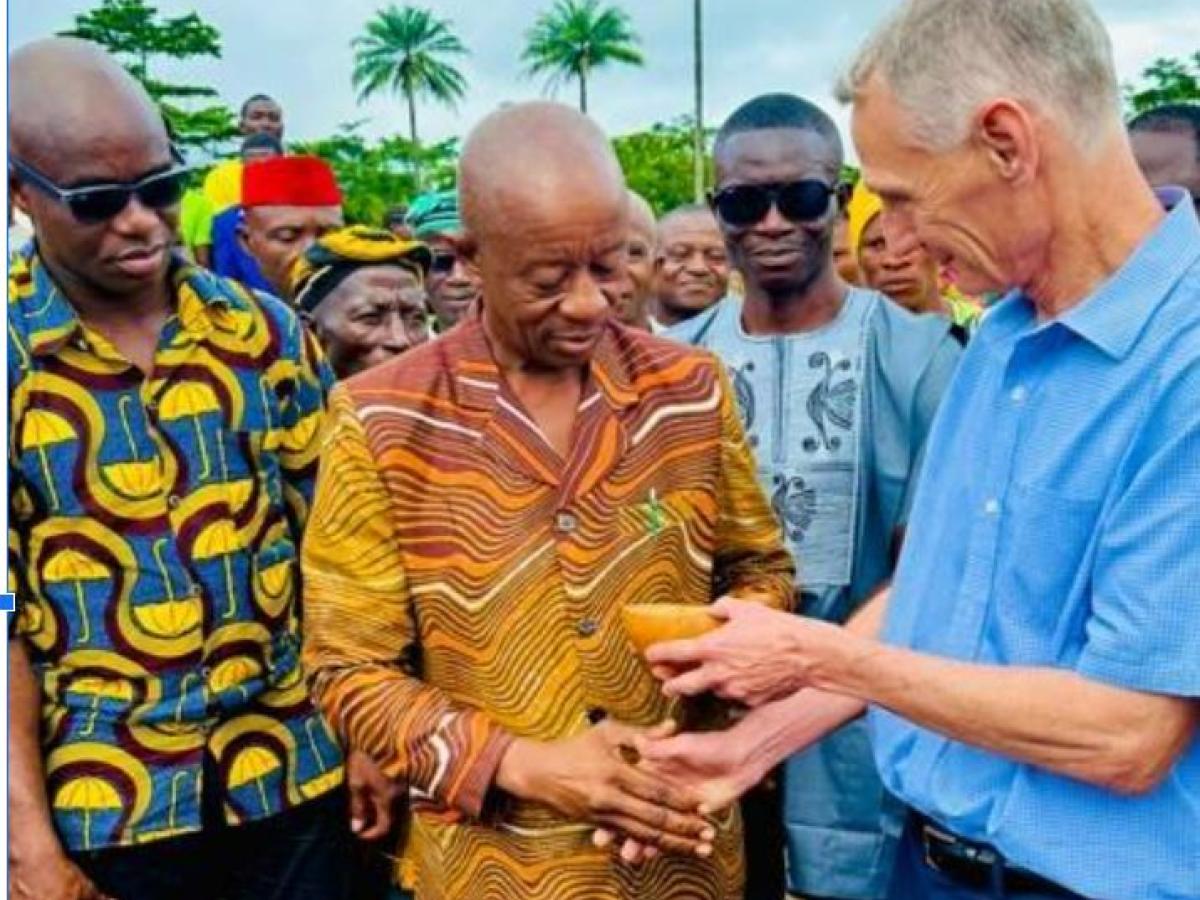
{"left": 1078, "top": 365, "right": 1200, "bottom": 697}
{"left": 301, "top": 388, "right": 514, "bottom": 818}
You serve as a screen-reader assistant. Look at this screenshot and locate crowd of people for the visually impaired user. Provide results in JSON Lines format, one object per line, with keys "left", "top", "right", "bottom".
{"left": 6, "top": 0, "right": 1200, "bottom": 899}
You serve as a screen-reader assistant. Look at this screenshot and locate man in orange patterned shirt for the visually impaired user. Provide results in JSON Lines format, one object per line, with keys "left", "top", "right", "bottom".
{"left": 301, "top": 102, "right": 794, "bottom": 899}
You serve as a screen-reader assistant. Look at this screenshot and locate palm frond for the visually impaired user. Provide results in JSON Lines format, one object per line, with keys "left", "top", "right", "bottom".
{"left": 350, "top": 4, "right": 470, "bottom": 109}
{"left": 520, "top": 0, "right": 643, "bottom": 88}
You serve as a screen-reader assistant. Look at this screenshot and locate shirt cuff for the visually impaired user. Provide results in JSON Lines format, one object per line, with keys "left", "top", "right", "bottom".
{"left": 1077, "top": 648, "right": 1200, "bottom": 699}
{"left": 448, "top": 717, "right": 516, "bottom": 820}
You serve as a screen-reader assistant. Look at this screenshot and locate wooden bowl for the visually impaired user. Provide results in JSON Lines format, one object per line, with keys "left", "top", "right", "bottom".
{"left": 621, "top": 603, "right": 721, "bottom": 654}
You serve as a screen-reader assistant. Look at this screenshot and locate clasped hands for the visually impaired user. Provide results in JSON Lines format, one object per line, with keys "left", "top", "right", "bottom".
{"left": 496, "top": 596, "right": 843, "bottom": 864}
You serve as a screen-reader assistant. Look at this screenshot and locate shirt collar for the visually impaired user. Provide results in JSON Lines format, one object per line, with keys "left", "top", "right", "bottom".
{"left": 1056, "top": 191, "right": 1200, "bottom": 360}
{"left": 451, "top": 318, "right": 639, "bottom": 413}
{"left": 14, "top": 245, "right": 240, "bottom": 358}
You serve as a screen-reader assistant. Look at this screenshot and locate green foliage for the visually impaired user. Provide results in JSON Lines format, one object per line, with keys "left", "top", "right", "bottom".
{"left": 62, "top": 0, "right": 237, "bottom": 152}
{"left": 1124, "top": 52, "right": 1200, "bottom": 116}
{"left": 292, "top": 125, "right": 459, "bottom": 226}
{"left": 351, "top": 5, "right": 469, "bottom": 145}
{"left": 64, "top": 0, "right": 219, "bottom": 67}
{"left": 613, "top": 118, "right": 712, "bottom": 216}
{"left": 522, "top": 0, "right": 643, "bottom": 112}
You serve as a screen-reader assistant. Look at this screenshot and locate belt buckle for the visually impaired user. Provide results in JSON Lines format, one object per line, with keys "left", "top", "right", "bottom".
{"left": 921, "top": 821, "right": 999, "bottom": 879}
{"left": 920, "top": 821, "right": 955, "bottom": 874}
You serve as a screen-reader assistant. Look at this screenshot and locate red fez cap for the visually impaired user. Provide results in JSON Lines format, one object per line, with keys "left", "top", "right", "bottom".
{"left": 242, "top": 155, "right": 342, "bottom": 208}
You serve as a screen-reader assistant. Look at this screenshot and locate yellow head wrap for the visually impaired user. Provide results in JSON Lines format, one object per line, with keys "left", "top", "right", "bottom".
{"left": 289, "top": 225, "right": 433, "bottom": 313}
{"left": 845, "top": 180, "right": 884, "bottom": 259}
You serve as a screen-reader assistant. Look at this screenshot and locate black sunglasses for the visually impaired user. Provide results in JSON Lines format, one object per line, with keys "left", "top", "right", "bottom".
{"left": 709, "top": 180, "right": 837, "bottom": 228}
{"left": 9, "top": 153, "right": 191, "bottom": 225}
{"left": 430, "top": 250, "right": 457, "bottom": 275}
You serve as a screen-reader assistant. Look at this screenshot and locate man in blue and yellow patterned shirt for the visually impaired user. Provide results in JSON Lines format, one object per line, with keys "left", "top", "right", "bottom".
{"left": 7, "top": 39, "right": 348, "bottom": 900}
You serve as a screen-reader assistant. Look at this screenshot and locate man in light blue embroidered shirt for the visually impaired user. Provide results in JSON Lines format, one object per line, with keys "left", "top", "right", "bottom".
{"left": 667, "top": 93, "right": 962, "bottom": 900}
{"left": 635, "top": 1, "right": 1200, "bottom": 898}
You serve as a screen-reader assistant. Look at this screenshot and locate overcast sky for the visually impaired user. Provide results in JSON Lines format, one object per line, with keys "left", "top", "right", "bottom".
{"left": 10, "top": 0, "right": 1200, "bottom": 156}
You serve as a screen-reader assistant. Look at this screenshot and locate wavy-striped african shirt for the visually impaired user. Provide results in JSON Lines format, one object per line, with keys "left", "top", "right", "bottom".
{"left": 7, "top": 246, "right": 344, "bottom": 852}
{"left": 302, "top": 319, "right": 794, "bottom": 899}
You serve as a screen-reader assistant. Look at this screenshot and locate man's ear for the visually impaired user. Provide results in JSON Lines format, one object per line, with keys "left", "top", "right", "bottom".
{"left": 236, "top": 219, "right": 251, "bottom": 254}
{"left": 974, "top": 98, "right": 1039, "bottom": 185}
{"left": 9, "top": 175, "right": 32, "bottom": 219}
{"left": 297, "top": 308, "right": 325, "bottom": 340}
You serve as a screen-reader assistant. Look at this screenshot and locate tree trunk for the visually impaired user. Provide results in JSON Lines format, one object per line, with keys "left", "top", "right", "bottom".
{"left": 406, "top": 84, "right": 423, "bottom": 190}
{"left": 693, "top": 0, "right": 705, "bottom": 201}
{"left": 406, "top": 84, "right": 419, "bottom": 145}
{"left": 579, "top": 57, "right": 589, "bottom": 113}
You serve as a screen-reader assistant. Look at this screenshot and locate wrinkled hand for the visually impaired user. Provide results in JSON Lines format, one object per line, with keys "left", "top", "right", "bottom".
{"left": 647, "top": 597, "right": 842, "bottom": 707}
{"left": 348, "top": 750, "right": 403, "bottom": 841}
{"left": 635, "top": 723, "right": 762, "bottom": 816}
{"left": 495, "top": 720, "right": 715, "bottom": 858}
{"left": 593, "top": 715, "right": 768, "bottom": 864}
{"left": 10, "top": 852, "right": 114, "bottom": 900}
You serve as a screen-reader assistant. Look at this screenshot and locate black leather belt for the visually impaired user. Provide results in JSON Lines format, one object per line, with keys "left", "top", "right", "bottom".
{"left": 912, "top": 812, "right": 1081, "bottom": 897}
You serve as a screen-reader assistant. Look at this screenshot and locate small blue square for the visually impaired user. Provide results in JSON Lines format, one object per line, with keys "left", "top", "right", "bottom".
{"left": 0, "top": 593, "right": 15, "bottom": 612}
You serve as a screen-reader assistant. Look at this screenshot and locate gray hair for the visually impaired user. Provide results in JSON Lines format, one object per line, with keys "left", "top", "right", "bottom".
{"left": 836, "top": 0, "right": 1122, "bottom": 155}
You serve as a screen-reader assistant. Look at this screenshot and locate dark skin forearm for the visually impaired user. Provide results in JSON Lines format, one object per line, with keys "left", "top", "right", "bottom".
{"left": 8, "top": 639, "right": 63, "bottom": 862}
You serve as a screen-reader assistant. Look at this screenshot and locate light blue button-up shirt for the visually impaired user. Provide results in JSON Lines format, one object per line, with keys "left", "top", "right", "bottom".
{"left": 872, "top": 193, "right": 1200, "bottom": 900}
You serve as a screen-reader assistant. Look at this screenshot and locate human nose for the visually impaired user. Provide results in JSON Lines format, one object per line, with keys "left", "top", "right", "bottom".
{"left": 755, "top": 200, "right": 793, "bottom": 235}
{"left": 880, "top": 208, "right": 921, "bottom": 258}
{"left": 562, "top": 272, "right": 611, "bottom": 322}
{"left": 109, "top": 194, "right": 164, "bottom": 238}
{"left": 382, "top": 312, "right": 411, "bottom": 352}
{"left": 448, "top": 257, "right": 472, "bottom": 285}
{"left": 683, "top": 249, "right": 709, "bottom": 274}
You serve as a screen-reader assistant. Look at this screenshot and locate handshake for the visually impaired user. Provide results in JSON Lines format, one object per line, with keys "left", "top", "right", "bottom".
{"left": 494, "top": 597, "right": 818, "bottom": 863}
{"left": 493, "top": 717, "right": 743, "bottom": 864}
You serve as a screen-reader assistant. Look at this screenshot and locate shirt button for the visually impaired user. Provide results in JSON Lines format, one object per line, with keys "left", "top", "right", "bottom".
{"left": 984, "top": 498, "right": 1001, "bottom": 516}
{"left": 577, "top": 618, "right": 599, "bottom": 638}
{"left": 556, "top": 512, "right": 579, "bottom": 534}
{"left": 1010, "top": 386, "right": 1028, "bottom": 404}
{"left": 167, "top": 494, "right": 182, "bottom": 510}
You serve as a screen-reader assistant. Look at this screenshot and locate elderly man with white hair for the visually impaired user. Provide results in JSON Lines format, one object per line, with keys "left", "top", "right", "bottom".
{"left": 635, "top": 1, "right": 1200, "bottom": 897}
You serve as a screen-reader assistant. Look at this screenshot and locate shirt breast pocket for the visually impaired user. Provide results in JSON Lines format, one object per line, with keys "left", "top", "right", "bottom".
{"left": 993, "top": 482, "right": 1101, "bottom": 659}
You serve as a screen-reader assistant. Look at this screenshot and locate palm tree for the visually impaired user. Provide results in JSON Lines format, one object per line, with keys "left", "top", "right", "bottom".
{"left": 521, "top": 0, "right": 644, "bottom": 114}
{"left": 351, "top": 5, "right": 469, "bottom": 147}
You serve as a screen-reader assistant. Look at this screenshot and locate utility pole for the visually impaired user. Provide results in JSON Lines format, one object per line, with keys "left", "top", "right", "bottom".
{"left": 692, "top": 0, "right": 705, "bottom": 202}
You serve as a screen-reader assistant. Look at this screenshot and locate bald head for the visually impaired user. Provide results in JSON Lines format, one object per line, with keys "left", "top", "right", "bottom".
{"left": 457, "top": 102, "right": 631, "bottom": 370}
{"left": 8, "top": 39, "right": 180, "bottom": 301}
{"left": 10, "top": 38, "right": 168, "bottom": 171}
{"left": 460, "top": 102, "right": 627, "bottom": 242}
